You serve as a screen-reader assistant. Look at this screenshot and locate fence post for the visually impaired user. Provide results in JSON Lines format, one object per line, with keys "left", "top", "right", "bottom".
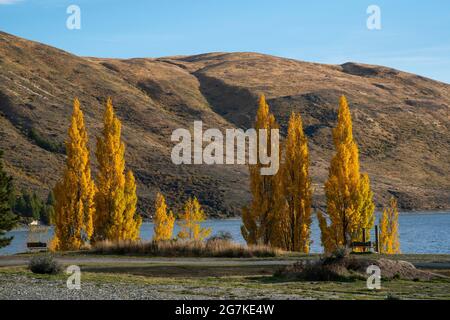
{"left": 362, "top": 228, "right": 367, "bottom": 253}
{"left": 375, "top": 225, "right": 380, "bottom": 253}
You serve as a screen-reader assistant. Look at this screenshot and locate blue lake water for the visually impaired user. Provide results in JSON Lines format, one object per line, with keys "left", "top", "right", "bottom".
{"left": 1, "top": 211, "right": 449, "bottom": 255}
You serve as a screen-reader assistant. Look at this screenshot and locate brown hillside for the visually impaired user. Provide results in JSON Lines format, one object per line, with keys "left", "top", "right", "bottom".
{"left": 0, "top": 31, "right": 449, "bottom": 217}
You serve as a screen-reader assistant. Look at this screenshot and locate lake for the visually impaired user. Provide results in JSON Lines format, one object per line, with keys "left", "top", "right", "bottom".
{"left": 1, "top": 211, "right": 449, "bottom": 255}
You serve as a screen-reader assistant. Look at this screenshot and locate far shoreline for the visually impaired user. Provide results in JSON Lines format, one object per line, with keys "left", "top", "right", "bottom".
{"left": 10, "top": 209, "right": 450, "bottom": 230}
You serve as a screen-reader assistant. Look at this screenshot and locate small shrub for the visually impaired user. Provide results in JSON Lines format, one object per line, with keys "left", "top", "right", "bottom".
{"left": 322, "top": 247, "right": 351, "bottom": 265}
{"left": 280, "top": 260, "right": 356, "bottom": 282}
{"left": 28, "top": 128, "right": 64, "bottom": 154}
{"left": 29, "top": 255, "right": 62, "bottom": 275}
{"left": 207, "top": 231, "right": 233, "bottom": 242}
{"left": 277, "top": 247, "right": 363, "bottom": 282}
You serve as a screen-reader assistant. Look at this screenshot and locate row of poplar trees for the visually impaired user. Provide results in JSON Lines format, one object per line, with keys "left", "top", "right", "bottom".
{"left": 51, "top": 98, "right": 142, "bottom": 251}
{"left": 242, "top": 95, "right": 400, "bottom": 254}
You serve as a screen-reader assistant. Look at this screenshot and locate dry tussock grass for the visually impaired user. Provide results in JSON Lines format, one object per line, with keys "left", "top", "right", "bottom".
{"left": 91, "top": 239, "right": 281, "bottom": 258}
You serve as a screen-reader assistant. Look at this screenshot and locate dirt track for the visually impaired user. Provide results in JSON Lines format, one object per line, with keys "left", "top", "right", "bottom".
{"left": 0, "top": 255, "right": 294, "bottom": 267}
{"left": 1, "top": 254, "right": 450, "bottom": 270}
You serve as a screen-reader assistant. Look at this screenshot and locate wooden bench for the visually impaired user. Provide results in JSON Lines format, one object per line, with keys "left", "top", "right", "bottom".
{"left": 26, "top": 242, "right": 48, "bottom": 249}
{"left": 351, "top": 226, "right": 380, "bottom": 253}
{"left": 27, "top": 225, "right": 49, "bottom": 251}
{"left": 351, "top": 241, "right": 373, "bottom": 252}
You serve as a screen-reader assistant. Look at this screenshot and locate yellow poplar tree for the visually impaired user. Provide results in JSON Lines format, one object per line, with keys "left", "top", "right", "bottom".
{"left": 274, "top": 112, "right": 312, "bottom": 252}
{"left": 317, "top": 96, "right": 375, "bottom": 253}
{"left": 121, "top": 170, "right": 141, "bottom": 240}
{"left": 177, "top": 196, "right": 211, "bottom": 241}
{"left": 153, "top": 192, "right": 175, "bottom": 241}
{"left": 52, "top": 98, "right": 95, "bottom": 251}
{"left": 356, "top": 173, "right": 375, "bottom": 250}
{"left": 241, "top": 94, "right": 280, "bottom": 245}
{"left": 380, "top": 197, "right": 400, "bottom": 254}
{"left": 94, "top": 98, "right": 142, "bottom": 242}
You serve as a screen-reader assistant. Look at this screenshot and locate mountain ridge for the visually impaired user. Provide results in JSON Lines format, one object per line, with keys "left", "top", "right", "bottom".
{"left": 1, "top": 31, "right": 449, "bottom": 217}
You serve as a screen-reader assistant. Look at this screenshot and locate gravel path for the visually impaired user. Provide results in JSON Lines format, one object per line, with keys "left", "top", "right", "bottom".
{"left": 0, "top": 273, "right": 306, "bottom": 300}
{"left": 0, "top": 273, "right": 220, "bottom": 300}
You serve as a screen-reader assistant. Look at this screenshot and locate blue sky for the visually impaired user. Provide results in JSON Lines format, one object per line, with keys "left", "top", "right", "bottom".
{"left": 1, "top": 0, "right": 449, "bottom": 83}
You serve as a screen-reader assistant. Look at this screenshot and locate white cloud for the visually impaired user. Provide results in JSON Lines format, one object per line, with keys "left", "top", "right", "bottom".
{"left": 0, "top": 0, "right": 23, "bottom": 5}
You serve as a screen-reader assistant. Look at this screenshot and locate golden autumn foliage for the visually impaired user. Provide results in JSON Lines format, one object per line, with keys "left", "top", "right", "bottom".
{"left": 94, "top": 98, "right": 142, "bottom": 242}
{"left": 380, "top": 197, "right": 401, "bottom": 254}
{"left": 318, "top": 96, "right": 375, "bottom": 253}
{"left": 52, "top": 99, "right": 96, "bottom": 251}
{"left": 177, "top": 196, "right": 211, "bottom": 241}
{"left": 356, "top": 174, "right": 376, "bottom": 247}
{"left": 153, "top": 192, "right": 175, "bottom": 241}
{"left": 273, "top": 112, "right": 312, "bottom": 252}
{"left": 241, "top": 94, "right": 280, "bottom": 245}
{"left": 50, "top": 94, "right": 388, "bottom": 256}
